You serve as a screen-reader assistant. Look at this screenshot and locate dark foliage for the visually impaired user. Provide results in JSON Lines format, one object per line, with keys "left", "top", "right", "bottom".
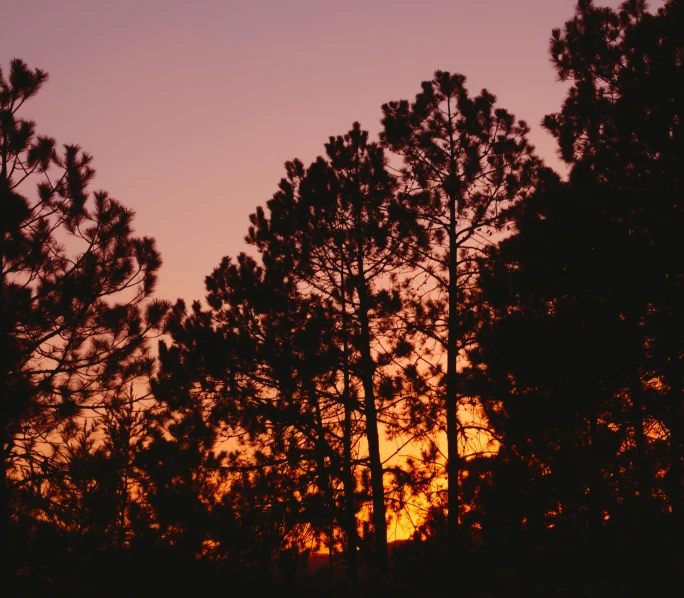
{"left": 1, "top": 58, "right": 170, "bottom": 589}
{"left": 5, "top": 2, "right": 683, "bottom": 595}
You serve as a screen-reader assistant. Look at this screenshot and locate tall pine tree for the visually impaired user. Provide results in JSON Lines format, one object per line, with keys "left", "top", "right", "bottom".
{"left": 380, "top": 71, "right": 537, "bottom": 554}
{"left": 1, "top": 59, "right": 168, "bottom": 577}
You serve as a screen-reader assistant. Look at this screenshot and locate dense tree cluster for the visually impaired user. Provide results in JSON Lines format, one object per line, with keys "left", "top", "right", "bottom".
{"left": 3, "top": 1, "right": 682, "bottom": 595}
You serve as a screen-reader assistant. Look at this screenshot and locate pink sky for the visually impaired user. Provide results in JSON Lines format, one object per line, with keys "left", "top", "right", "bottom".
{"left": 2, "top": 0, "right": 647, "bottom": 304}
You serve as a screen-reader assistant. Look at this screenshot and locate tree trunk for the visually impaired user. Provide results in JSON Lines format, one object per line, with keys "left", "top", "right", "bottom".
{"left": 445, "top": 97, "right": 462, "bottom": 558}
{"left": 446, "top": 188, "right": 461, "bottom": 556}
{"left": 355, "top": 260, "right": 389, "bottom": 575}
{"left": 340, "top": 270, "right": 358, "bottom": 584}
{"left": 312, "top": 390, "right": 338, "bottom": 585}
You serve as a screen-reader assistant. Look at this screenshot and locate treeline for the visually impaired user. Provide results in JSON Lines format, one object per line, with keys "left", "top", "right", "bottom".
{"left": 2, "top": 1, "right": 682, "bottom": 596}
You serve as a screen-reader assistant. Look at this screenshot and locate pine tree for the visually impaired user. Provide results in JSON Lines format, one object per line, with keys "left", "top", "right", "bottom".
{"left": 545, "top": 0, "right": 683, "bottom": 531}
{"left": 246, "top": 123, "right": 424, "bottom": 576}
{"left": 380, "top": 71, "right": 537, "bottom": 555}
{"left": 154, "top": 254, "right": 349, "bottom": 571}
{"left": 469, "top": 0, "right": 683, "bottom": 588}
{"left": 1, "top": 59, "right": 168, "bottom": 574}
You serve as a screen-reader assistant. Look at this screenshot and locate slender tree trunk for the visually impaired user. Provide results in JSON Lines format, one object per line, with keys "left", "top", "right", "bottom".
{"left": 355, "top": 260, "right": 389, "bottom": 575}
{"left": 339, "top": 269, "right": 358, "bottom": 585}
{"left": 446, "top": 196, "right": 460, "bottom": 555}
{"left": 445, "top": 99, "right": 461, "bottom": 557}
{"left": 311, "top": 391, "right": 337, "bottom": 585}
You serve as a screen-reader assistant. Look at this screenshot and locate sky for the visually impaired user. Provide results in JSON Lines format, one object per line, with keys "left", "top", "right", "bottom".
{"left": 2, "top": 0, "right": 652, "bottom": 305}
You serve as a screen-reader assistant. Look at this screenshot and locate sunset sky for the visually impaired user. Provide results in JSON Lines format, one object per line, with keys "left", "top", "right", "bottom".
{"left": 2, "top": 0, "right": 648, "bottom": 305}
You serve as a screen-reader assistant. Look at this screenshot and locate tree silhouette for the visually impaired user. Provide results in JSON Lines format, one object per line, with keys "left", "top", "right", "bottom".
{"left": 544, "top": 0, "right": 683, "bottom": 533}
{"left": 15, "top": 383, "right": 155, "bottom": 560}
{"left": 469, "top": 0, "right": 683, "bottom": 591}
{"left": 5, "top": 2, "right": 683, "bottom": 593}
{"left": 246, "top": 122, "right": 424, "bottom": 577}
{"left": 380, "top": 71, "right": 537, "bottom": 555}
{"left": 1, "top": 59, "right": 168, "bottom": 580}
{"left": 154, "top": 251, "right": 354, "bottom": 575}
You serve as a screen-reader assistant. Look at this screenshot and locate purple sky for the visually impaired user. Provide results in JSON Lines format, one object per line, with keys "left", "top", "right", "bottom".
{"left": 2, "top": 0, "right": 650, "bottom": 304}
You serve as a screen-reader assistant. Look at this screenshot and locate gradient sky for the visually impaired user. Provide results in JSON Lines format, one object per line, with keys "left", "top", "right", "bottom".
{"left": 3, "top": 0, "right": 652, "bottom": 305}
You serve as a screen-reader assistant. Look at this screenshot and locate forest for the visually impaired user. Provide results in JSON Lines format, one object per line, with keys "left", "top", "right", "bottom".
{"left": 2, "top": 1, "right": 682, "bottom": 596}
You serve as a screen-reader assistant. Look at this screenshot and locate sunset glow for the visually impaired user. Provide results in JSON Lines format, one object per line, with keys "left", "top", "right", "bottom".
{"left": 4, "top": 1, "right": 681, "bottom": 595}
{"left": 1, "top": 0, "right": 641, "bottom": 305}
